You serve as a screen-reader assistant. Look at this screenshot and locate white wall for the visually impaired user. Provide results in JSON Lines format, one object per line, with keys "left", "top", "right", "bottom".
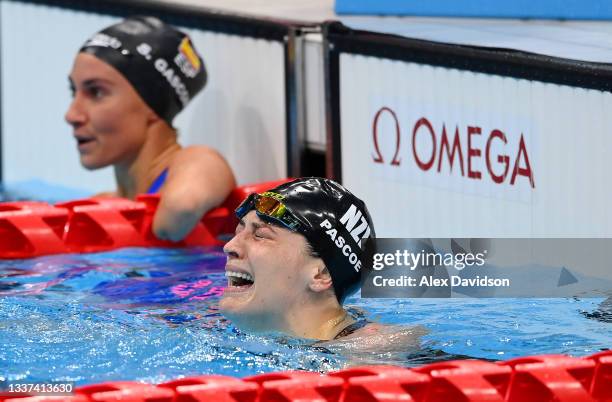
{"left": 174, "top": 30, "right": 287, "bottom": 185}
{"left": 340, "top": 54, "right": 612, "bottom": 237}
{"left": 1, "top": 3, "right": 117, "bottom": 192}
{"left": 1, "top": 1, "right": 287, "bottom": 193}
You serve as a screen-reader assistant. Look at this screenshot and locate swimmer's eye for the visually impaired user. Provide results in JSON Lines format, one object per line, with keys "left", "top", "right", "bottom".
{"left": 84, "top": 85, "right": 107, "bottom": 100}
{"left": 253, "top": 227, "right": 275, "bottom": 240}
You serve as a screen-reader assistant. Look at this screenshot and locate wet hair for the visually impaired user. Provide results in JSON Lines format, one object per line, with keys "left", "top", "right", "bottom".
{"left": 305, "top": 241, "right": 320, "bottom": 259}
{"left": 80, "top": 16, "right": 207, "bottom": 125}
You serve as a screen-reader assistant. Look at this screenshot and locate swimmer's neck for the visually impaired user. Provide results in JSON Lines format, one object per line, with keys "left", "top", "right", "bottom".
{"left": 284, "top": 302, "right": 355, "bottom": 341}
{"left": 115, "top": 122, "right": 180, "bottom": 199}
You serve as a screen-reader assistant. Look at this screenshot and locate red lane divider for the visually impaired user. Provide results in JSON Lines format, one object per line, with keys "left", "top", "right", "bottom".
{"left": 329, "top": 365, "right": 430, "bottom": 401}
{"left": 58, "top": 198, "right": 148, "bottom": 253}
{"left": 76, "top": 381, "right": 175, "bottom": 402}
{"left": 4, "top": 353, "right": 609, "bottom": 402}
{"left": 245, "top": 371, "right": 344, "bottom": 402}
{"left": 160, "top": 375, "right": 259, "bottom": 402}
{"left": 586, "top": 350, "right": 612, "bottom": 401}
{"left": 500, "top": 354, "right": 597, "bottom": 402}
{"left": 0, "top": 202, "right": 68, "bottom": 258}
{"left": 414, "top": 360, "right": 511, "bottom": 401}
{"left": 2, "top": 397, "right": 89, "bottom": 402}
{"left": 0, "top": 179, "right": 291, "bottom": 259}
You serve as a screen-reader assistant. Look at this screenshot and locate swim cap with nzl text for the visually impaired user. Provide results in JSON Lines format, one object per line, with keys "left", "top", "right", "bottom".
{"left": 246, "top": 178, "right": 376, "bottom": 303}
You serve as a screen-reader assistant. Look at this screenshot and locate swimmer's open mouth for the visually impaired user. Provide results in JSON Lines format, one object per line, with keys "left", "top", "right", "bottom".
{"left": 225, "top": 271, "right": 254, "bottom": 288}
{"left": 77, "top": 138, "right": 94, "bottom": 145}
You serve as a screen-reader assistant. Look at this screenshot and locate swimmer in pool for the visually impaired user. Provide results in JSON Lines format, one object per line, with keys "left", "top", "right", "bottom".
{"left": 65, "top": 16, "right": 235, "bottom": 241}
{"left": 219, "top": 177, "right": 425, "bottom": 346}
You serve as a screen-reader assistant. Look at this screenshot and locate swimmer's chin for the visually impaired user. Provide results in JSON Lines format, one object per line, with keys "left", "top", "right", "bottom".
{"left": 218, "top": 296, "right": 248, "bottom": 321}
{"left": 79, "top": 158, "right": 112, "bottom": 170}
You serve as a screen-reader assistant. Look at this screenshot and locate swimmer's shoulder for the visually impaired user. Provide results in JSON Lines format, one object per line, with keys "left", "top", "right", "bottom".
{"left": 168, "top": 145, "right": 236, "bottom": 190}
{"left": 169, "top": 146, "right": 234, "bottom": 184}
{"left": 172, "top": 145, "right": 228, "bottom": 166}
{"left": 323, "top": 322, "right": 428, "bottom": 352}
{"left": 336, "top": 322, "right": 414, "bottom": 339}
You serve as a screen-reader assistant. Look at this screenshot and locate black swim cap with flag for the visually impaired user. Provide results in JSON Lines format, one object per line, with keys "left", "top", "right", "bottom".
{"left": 80, "top": 16, "right": 206, "bottom": 125}
{"left": 236, "top": 177, "right": 376, "bottom": 303}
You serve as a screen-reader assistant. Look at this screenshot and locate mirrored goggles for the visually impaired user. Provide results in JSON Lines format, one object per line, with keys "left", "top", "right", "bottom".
{"left": 235, "top": 192, "right": 302, "bottom": 231}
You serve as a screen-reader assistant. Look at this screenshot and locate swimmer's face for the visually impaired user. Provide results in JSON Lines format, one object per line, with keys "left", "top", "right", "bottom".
{"left": 220, "top": 210, "right": 323, "bottom": 333}
{"left": 65, "top": 53, "right": 158, "bottom": 170}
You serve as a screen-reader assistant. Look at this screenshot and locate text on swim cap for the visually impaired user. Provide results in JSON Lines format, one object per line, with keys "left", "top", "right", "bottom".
{"left": 320, "top": 219, "right": 362, "bottom": 272}
{"left": 84, "top": 33, "right": 122, "bottom": 50}
{"left": 136, "top": 42, "right": 190, "bottom": 106}
{"left": 154, "top": 58, "right": 190, "bottom": 106}
{"left": 339, "top": 204, "right": 372, "bottom": 248}
{"left": 136, "top": 43, "right": 153, "bottom": 60}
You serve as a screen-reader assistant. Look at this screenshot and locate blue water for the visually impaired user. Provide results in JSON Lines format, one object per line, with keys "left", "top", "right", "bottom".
{"left": 0, "top": 247, "right": 609, "bottom": 385}
{"left": 0, "top": 181, "right": 90, "bottom": 204}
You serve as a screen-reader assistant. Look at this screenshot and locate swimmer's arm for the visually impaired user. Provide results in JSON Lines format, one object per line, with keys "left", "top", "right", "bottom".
{"left": 153, "top": 146, "right": 236, "bottom": 241}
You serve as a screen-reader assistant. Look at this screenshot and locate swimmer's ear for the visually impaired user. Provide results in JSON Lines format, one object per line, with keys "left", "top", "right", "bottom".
{"left": 143, "top": 104, "right": 164, "bottom": 127}
{"left": 309, "top": 265, "right": 334, "bottom": 293}
{"left": 146, "top": 108, "right": 162, "bottom": 125}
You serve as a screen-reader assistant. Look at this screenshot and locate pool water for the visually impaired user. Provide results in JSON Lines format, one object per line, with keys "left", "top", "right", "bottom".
{"left": 0, "top": 247, "right": 609, "bottom": 385}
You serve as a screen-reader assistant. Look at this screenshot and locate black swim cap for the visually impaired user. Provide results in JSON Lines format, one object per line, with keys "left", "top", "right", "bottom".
{"left": 80, "top": 16, "right": 207, "bottom": 124}
{"left": 240, "top": 177, "right": 376, "bottom": 303}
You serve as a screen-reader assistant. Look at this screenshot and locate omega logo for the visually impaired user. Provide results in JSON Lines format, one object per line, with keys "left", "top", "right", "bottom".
{"left": 371, "top": 106, "right": 535, "bottom": 188}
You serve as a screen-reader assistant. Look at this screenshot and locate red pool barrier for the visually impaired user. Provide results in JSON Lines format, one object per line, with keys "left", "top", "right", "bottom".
{"left": 2, "top": 352, "right": 609, "bottom": 402}
{"left": 587, "top": 351, "right": 612, "bottom": 401}
{"left": 244, "top": 371, "right": 344, "bottom": 402}
{"left": 328, "top": 365, "right": 430, "bottom": 401}
{"left": 160, "top": 375, "right": 259, "bottom": 402}
{"left": 0, "top": 179, "right": 291, "bottom": 259}
{"left": 57, "top": 198, "right": 149, "bottom": 253}
{"left": 413, "top": 360, "right": 511, "bottom": 401}
{"left": 0, "top": 202, "right": 68, "bottom": 258}
{"left": 500, "top": 355, "right": 596, "bottom": 402}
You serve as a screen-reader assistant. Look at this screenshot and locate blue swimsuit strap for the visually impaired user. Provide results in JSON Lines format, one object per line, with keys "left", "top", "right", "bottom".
{"left": 147, "top": 168, "right": 169, "bottom": 194}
